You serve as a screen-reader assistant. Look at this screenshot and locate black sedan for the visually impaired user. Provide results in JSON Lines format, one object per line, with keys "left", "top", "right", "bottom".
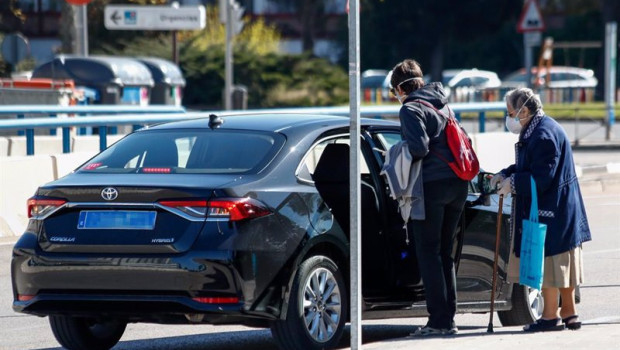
{"left": 11, "top": 114, "right": 541, "bottom": 350}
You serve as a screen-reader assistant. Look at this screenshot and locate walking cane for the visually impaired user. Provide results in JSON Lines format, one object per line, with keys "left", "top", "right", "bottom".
{"left": 487, "top": 194, "right": 504, "bottom": 333}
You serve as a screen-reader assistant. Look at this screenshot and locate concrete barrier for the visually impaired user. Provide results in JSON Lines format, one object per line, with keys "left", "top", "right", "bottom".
{"left": 51, "top": 152, "right": 97, "bottom": 179}
{"left": 72, "top": 134, "right": 126, "bottom": 153}
{"left": 7, "top": 136, "right": 65, "bottom": 156}
{"left": 0, "top": 137, "right": 8, "bottom": 156}
{"left": 0, "top": 155, "right": 55, "bottom": 237}
{"left": 471, "top": 132, "right": 518, "bottom": 173}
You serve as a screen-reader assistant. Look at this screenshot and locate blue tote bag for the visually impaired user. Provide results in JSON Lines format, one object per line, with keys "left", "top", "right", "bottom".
{"left": 519, "top": 176, "right": 547, "bottom": 290}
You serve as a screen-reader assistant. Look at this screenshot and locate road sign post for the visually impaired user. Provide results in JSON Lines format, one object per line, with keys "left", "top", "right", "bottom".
{"left": 65, "top": 0, "right": 92, "bottom": 57}
{"left": 517, "top": 0, "right": 545, "bottom": 89}
{"left": 605, "top": 22, "right": 617, "bottom": 140}
{"left": 219, "top": 0, "right": 245, "bottom": 110}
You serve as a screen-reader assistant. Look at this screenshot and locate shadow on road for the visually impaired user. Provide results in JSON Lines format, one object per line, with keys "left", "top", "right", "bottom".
{"left": 32, "top": 321, "right": 620, "bottom": 350}
{"left": 32, "top": 324, "right": 420, "bottom": 350}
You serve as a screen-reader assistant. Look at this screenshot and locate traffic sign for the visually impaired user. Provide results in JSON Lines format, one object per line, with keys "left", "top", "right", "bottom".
{"left": 517, "top": 0, "right": 545, "bottom": 33}
{"left": 104, "top": 5, "right": 206, "bottom": 31}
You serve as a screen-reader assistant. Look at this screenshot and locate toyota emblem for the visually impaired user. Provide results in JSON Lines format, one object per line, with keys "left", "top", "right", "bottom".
{"left": 101, "top": 187, "right": 118, "bottom": 201}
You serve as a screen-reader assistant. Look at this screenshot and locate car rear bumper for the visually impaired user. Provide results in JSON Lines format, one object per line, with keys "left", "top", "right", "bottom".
{"left": 10, "top": 234, "right": 262, "bottom": 322}
{"left": 12, "top": 293, "right": 247, "bottom": 324}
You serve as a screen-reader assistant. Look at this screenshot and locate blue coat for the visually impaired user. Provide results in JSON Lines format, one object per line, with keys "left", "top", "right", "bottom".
{"left": 500, "top": 114, "right": 591, "bottom": 257}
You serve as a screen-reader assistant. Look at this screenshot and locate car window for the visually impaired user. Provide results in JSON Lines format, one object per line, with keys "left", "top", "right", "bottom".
{"left": 297, "top": 137, "right": 370, "bottom": 182}
{"left": 566, "top": 72, "right": 586, "bottom": 81}
{"left": 78, "top": 130, "right": 284, "bottom": 174}
{"left": 374, "top": 132, "right": 402, "bottom": 150}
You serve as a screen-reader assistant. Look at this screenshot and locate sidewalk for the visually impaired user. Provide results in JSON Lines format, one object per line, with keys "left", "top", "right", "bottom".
{"left": 361, "top": 321, "right": 620, "bottom": 350}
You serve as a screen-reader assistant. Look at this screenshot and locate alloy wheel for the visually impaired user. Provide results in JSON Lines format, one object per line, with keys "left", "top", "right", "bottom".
{"left": 301, "top": 267, "right": 342, "bottom": 343}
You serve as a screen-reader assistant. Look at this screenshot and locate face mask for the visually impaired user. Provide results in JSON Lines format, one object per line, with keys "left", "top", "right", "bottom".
{"left": 395, "top": 92, "right": 404, "bottom": 104}
{"left": 505, "top": 95, "right": 533, "bottom": 134}
{"left": 391, "top": 77, "right": 423, "bottom": 104}
{"left": 505, "top": 115, "right": 523, "bottom": 134}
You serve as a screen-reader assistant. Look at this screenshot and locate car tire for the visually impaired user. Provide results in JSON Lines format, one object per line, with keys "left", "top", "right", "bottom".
{"left": 49, "top": 315, "right": 127, "bottom": 350}
{"left": 497, "top": 283, "right": 542, "bottom": 326}
{"left": 271, "top": 255, "right": 348, "bottom": 350}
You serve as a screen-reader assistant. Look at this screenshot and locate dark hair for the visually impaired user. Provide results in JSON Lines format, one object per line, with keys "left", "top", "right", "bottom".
{"left": 390, "top": 59, "right": 425, "bottom": 95}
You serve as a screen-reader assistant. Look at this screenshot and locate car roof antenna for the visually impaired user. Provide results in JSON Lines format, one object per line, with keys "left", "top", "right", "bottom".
{"left": 208, "top": 114, "right": 223, "bottom": 129}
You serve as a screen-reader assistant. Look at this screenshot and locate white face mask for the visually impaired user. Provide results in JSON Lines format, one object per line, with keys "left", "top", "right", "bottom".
{"left": 395, "top": 92, "right": 404, "bottom": 104}
{"left": 505, "top": 95, "right": 533, "bottom": 134}
{"left": 505, "top": 115, "right": 523, "bottom": 134}
{"left": 391, "top": 77, "right": 423, "bottom": 104}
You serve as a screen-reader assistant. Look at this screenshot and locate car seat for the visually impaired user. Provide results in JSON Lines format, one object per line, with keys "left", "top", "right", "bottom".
{"left": 143, "top": 138, "right": 178, "bottom": 168}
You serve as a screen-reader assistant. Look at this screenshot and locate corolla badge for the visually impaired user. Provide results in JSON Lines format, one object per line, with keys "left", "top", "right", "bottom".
{"left": 101, "top": 187, "right": 119, "bottom": 201}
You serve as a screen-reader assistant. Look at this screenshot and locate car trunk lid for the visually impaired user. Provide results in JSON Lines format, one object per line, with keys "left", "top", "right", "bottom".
{"left": 32, "top": 173, "right": 245, "bottom": 254}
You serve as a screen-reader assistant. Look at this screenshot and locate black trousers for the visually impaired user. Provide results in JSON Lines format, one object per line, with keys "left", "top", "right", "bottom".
{"left": 408, "top": 177, "right": 468, "bottom": 329}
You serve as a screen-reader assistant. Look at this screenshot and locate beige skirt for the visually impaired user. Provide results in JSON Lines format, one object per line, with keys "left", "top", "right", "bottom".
{"left": 507, "top": 246, "right": 584, "bottom": 288}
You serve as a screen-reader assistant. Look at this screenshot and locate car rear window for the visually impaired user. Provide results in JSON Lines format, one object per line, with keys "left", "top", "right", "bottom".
{"left": 77, "top": 129, "right": 284, "bottom": 174}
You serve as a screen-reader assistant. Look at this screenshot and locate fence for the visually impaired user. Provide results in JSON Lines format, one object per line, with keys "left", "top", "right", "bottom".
{"left": 0, "top": 103, "right": 508, "bottom": 156}
{"left": 363, "top": 87, "right": 600, "bottom": 104}
{"left": 0, "top": 105, "right": 186, "bottom": 155}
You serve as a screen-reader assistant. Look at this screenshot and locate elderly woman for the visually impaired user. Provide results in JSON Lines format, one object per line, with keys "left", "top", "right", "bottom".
{"left": 491, "top": 87, "right": 591, "bottom": 332}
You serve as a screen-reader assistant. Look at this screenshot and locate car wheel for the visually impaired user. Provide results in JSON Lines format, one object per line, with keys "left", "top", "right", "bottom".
{"left": 497, "top": 283, "right": 542, "bottom": 326}
{"left": 271, "top": 255, "right": 347, "bottom": 350}
{"left": 49, "top": 315, "right": 127, "bottom": 350}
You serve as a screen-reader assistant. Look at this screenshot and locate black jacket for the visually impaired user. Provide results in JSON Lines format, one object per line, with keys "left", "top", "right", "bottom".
{"left": 398, "top": 82, "right": 457, "bottom": 182}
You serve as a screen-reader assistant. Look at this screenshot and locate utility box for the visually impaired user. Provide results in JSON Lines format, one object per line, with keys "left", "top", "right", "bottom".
{"left": 137, "top": 57, "right": 185, "bottom": 106}
{"left": 32, "top": 55, "right": 154, "bottom": 106}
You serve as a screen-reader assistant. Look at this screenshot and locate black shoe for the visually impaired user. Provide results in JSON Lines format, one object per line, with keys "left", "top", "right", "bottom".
{"left": 562, "top": 315, "right": 582, "bottom": 330}
{"left": 523, "top": 318, "right": 565, "bottom": 332}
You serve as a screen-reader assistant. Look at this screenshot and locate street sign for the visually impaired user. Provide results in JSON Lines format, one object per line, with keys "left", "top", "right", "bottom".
{"left": 104, "top": 5, "right": 206, "bottom": 31}
{"left": 517, "top": 0, "right": 545, "bottom": 33}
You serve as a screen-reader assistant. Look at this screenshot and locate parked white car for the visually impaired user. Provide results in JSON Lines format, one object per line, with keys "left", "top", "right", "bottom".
{"left": 501, "top": 66, "right": 598, "bottom": 89}
{"left": 382, "top": 68, "right": 501, "bottom": 100}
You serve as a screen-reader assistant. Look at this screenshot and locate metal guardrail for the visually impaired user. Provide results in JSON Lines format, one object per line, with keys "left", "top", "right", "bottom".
{"left": 0, "top": 103, "right": 506, "bottom": 155}
{"left": 0, "top": 105, "right": 186, "bottom": 155}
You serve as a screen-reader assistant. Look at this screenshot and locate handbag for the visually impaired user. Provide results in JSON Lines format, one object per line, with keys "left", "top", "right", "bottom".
{"left": 519, "top": 176, "right": 547, "bottom": 290}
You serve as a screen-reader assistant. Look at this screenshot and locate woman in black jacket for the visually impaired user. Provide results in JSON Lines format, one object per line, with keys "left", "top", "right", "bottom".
{"left": 390, "top": 59, "right": 469, "bottom": 336}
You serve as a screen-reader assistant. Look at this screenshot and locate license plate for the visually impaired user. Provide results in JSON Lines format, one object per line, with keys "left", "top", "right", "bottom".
{"left": 77, "top": 211, "right": 157, "bottom": 230}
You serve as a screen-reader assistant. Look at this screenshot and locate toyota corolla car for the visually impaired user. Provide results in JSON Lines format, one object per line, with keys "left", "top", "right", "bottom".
{"left": 11, "top": 114, "right": 540, "bottom": 350}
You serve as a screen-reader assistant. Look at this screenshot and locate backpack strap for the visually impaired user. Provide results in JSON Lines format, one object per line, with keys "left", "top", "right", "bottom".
{"left": 408, "top": 99, "right": 453, "bottom": 163}
{"left": 410, "top": 99, "right": 454, "bottom": 120}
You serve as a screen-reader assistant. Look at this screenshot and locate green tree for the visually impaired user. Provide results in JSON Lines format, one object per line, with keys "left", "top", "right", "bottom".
{"left": 180, "top": 6, "right": 347, "bottom": 108}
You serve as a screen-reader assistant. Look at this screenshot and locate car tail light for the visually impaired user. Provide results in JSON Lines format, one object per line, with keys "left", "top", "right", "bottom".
{"left": 158, "top": 199, "right": 208, "bottom": 218}
{"left": 158, "top": 198, "right": 271, "bottom": 221}
{"left": 192, "top": 297, "right": 240, "bottom": 304}
{"left": 141, "top": 167, "right": 172, "bottom": 174}
{"left": 27, "top": 198, "right": 67, "bottom": 218}
{"left": 208, "top": 198, "right": 271, "bottom": 221}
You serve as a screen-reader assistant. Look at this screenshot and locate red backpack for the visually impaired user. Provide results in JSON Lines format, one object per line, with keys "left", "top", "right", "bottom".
{"left": 413, "top": 100, "right": 480, "bottom": 181}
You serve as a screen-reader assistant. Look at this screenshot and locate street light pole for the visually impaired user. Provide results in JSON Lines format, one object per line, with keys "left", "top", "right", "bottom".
{"left": 224, "top": 0, "right": 233, "bottom": 110}
{"left": 73, "top": 4, "right": 89, "bottom": 56}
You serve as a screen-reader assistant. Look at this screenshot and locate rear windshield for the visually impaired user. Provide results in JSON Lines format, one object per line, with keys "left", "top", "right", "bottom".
{"left": 77, "top": 129, "right": 284, "bottom": 174}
